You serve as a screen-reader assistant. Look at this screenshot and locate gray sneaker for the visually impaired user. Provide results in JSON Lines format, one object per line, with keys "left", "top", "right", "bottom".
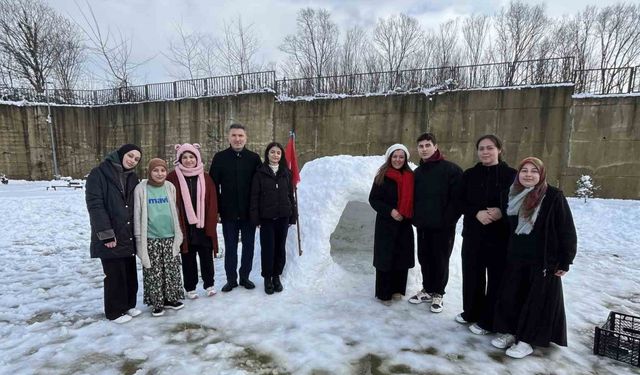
{"left": 408, "top": 289, "right": 432, "bottom": 304}
{"left": 430, "top": 294, "right": 444, "bottom": 313}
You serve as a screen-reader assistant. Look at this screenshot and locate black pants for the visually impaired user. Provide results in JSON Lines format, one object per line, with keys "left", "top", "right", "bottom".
{"left": 180, "top": 245, "right": 215, "bottom": 292}
{"left": 416, "top": 226, "right": 456, "bottom": 295}
{"left": 375, "top": 269, "right": 408, "bottom": 301}
{"left": 259, "top": 217, "right": 289, "bottom": 278}
{"left": 100, "top": 256, "right": 138, "bottom": 320}
{"left": 461, "top": 237, "right": 507, "bottom": 330}
{"left": 222, "top": 219, "right": 256, "bottom": 282}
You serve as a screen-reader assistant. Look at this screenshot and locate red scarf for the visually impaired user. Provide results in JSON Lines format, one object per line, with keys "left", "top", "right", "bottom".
{"left": 421, "top": 149, "right": 444, "bottom": 164}
{"left": 385, "top": 168, "right": 414, "bottom": 218}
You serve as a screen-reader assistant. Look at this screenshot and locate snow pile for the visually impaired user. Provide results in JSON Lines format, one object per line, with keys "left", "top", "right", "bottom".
{"left": 0, "top": 156, "right": 639, "bottom": 374}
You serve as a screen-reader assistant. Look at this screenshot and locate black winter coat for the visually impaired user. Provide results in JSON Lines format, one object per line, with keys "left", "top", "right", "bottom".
{"left": 461, "top": 162, "right": 517, "bottom": 243}
{"left": 250, "top": 163, "right": 297, "bottom": 225}
{"left": 86, "top": 151, "right": 139, "bottom": 259}
{"left": 209, "top": 147, "right": 261, "bottom": 221}
{"left": 412, "top": 159, "right": 463, "bottom": 229}
{"left": 509, "top": 186, "right": 577, "bottom": 272}
{"left": 369, "top": 176, "right": 415, "bottom": 272}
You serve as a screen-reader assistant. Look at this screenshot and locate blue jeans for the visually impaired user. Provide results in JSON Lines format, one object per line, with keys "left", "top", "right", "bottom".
{"left": 222, "top": 219, "right": 256, "bottom": 282}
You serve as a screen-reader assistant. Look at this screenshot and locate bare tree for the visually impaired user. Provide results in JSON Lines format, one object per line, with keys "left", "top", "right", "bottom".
{"left": 432, "top": 19, "right": 461, "bottom": 67}
{"left": 553, "top": 7, "right": 597, "bottom": 71}
{"left": 595, "top": 3, "right": 640, "bottom": 69}
{"left": 0, "top": 0, "right": 81, "bottom": 92}
{"left": 163, "top": 23, "right": 205, "bottom": 80}
{"left": 280, "top": 8, "right": 339, "bottom": 78}
{"left": 0, "top": 51, "right": 16, "bottom": 86}
{"left": 214, "top": 16, "right": 261, "bottom": 75}
{"left": 462, "top": 14, "right": 490, "bottom": 66}
{"left": 493, "top": 1, "right": 549, "bottom": 84}
{"left": 372, "top": 13, "right": 424, "bottom": 72}
{"left": 75, "top": 0, "right": 146, "bottom": 88}
{"left": 52, "top": 19, "right": 86, "bottom": 94}
{"left": 337, "top": 25, "right": 368, "bottom": 75}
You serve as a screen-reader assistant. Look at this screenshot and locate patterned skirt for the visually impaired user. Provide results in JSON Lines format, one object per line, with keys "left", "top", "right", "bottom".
{"left": 143, "top": 238, "right": 185, "bottom": 308}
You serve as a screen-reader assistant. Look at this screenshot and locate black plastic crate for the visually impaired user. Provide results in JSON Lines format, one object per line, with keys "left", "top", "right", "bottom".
{"left": 594, "top": 311, "right": 640, "bottom": 367}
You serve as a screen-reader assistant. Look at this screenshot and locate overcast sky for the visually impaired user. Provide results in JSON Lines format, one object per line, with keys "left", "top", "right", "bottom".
{"left": 45, "top": 0, "right": 625, "bottom": 85}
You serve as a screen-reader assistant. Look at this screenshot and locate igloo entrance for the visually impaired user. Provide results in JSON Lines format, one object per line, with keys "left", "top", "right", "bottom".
{"left": 329, "top": 201, "right": 376, "bottom": 275}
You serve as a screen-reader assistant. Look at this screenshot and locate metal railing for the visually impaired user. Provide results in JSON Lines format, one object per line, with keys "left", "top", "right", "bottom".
{"left": 3, "top": 59, "right": 640, "bottom": 104}
{"left": 275, "top": 57, "right": 575, "bottom": 97}
{"left": 574, "top": 66, "right": 639, "bottom": 95}
{"left": 0, "top": 71, "right": 276, "bottom": 105}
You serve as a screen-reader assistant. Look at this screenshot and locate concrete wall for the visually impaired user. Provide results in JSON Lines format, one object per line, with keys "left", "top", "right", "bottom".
{"left": 1, "top": 87, "right": 638, "bottom": 199}
{"left": 563, "top": 96, "right": 640, "bottom": 199}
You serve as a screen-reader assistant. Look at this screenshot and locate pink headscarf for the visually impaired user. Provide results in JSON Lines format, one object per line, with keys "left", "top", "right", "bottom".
{"left": 174, "top": 143, "right": 206, "bottom": 228}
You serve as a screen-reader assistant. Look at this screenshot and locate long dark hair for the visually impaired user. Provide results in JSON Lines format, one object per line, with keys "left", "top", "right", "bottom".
{"left": 374, "top": 149, "right": 411, "bottom": 185}
{"left": 476, "top": 134, "right": 504, "bottom": 162}
{"left": 264, "top": 142, "right": 288, "bottom": 170}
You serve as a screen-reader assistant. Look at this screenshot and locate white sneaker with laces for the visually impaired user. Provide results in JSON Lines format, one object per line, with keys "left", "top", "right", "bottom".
{"left": 408, "top": 289, "right": 432, "bottom": 304}
{"left": 469, "top": 323, "right": 490, "bottom": 335}
{"left": 126, "top": 308, "right": 142, "bottom": 317}
{"left": 206, "top": 286, "right": 217, "bottom": 297}
{"left": 186, "top": 290, "right": 198, "bottom": 299}
{"left": 455, "top": 313, "right": 468, "bottom": 324}
{"left": 491, "top": 333, "right": 516, "bottom": 349}
{"left": 506, "top": 341, "right": 534, "bottom": 359}
{"left": 430, "top": 294, "right": 443, "bottom": 313}
{"left": 112, "top": 314, "right": 132, "bottom": 324}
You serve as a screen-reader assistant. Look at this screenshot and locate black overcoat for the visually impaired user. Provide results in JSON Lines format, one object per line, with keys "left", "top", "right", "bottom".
{"left": 368, "top": 176, "right": 415, "bottom": 272}
{"left": 496, "top": 185, "right": 577, "bottom": 347}
{"left": 460, "top": 161, "right": 517, "bottom": 244}
{"left": 85, "top": 151, "right": 139, "bottom": 259}
{"left": 249, "top": 163, "right": 297, "bottom": 225}
{"left": 209, "top": 147, "right": 261, "bottom": 221}
{"left": 525, "top": 185, "right": 577, "bottom": 272}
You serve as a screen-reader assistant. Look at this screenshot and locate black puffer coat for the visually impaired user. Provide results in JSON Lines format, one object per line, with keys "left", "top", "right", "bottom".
{"left": 86, "top": 151, "right": 139, "bottom": 259}
{"left": 461, "top": 161, "right": 517, "bottom": 242}
{"left": 369, "top": 176, "right": 415, "bottom": 272}
{"left": 412, "top": 159, "right": 463, "bottom": 229}
{"left": 249, "top": 163, "right": 297, "bottom": 225}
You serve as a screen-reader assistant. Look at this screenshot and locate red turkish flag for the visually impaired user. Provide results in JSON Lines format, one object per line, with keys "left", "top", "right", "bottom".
{"left": 285, "top": 131, "right": 300, "bottom": 187}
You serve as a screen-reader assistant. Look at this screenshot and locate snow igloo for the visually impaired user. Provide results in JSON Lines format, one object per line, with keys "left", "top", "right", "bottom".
{"left": 282, "top": 155, "right": 421, "bottom": 290}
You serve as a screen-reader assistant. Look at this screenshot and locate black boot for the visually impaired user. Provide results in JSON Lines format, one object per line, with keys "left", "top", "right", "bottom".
{"left": 272, "top": 276, "right": 283, "bottom": 293}
{"left": 239, "top": 278, "right": 255, "bottom": 289}
{"left": 264, "top": 277, "right": 274, "bottom": 295}
{"left": 221, "top": 280, "right": 238, "bottom": 292}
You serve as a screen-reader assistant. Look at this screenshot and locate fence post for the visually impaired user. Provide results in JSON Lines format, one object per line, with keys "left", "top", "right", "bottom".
{"left": 627, "top": 67, "right": 635, "bottom": 94}
{"left": 144, "top": 84, "right": 149, "bottom": 101}
{"left": 316, "top": 74, "right": 321, "bottom": 94}
{"left": 93, "top": 90, "right": 98, "bottom": 104}
{"left": 173, "top": 82, "right": 177, "bottom": 98}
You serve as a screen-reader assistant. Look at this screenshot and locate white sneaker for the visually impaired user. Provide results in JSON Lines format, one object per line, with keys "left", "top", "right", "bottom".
{"left": 206, "top": 286, "right": 217, "bottom": 297}
{"left": 455, "top": 313, "right": 468, "bottom": 324}
{"left": 186, "top": 290, "right": 198, "bottom": 299}
{"left": 112, "top": 314, "right": 132, "bottom": 324}
{"left": 392, "top": 293, "right": 403, "bottom": 301}
{"left": 408, "top": 289, "right": 432, "bottom": 304}
{"left": 469, "top": 323, "right": 490, "bottom": 335}
{"left": 126, "top": 308, "right": 142, "bottom": 317}
{"left": 430, "top": 294, "right": 443, "bottom": 313}
{"left": 491, "top": 334, "right": 516, "bottom": 349}
{"left": 506, "top": 341, "right": 534, "bottom": 359}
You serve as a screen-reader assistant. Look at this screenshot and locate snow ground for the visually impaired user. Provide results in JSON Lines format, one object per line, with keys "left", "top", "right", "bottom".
{"left": 0, "top": 156, "right": 639, "bottom": 375}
